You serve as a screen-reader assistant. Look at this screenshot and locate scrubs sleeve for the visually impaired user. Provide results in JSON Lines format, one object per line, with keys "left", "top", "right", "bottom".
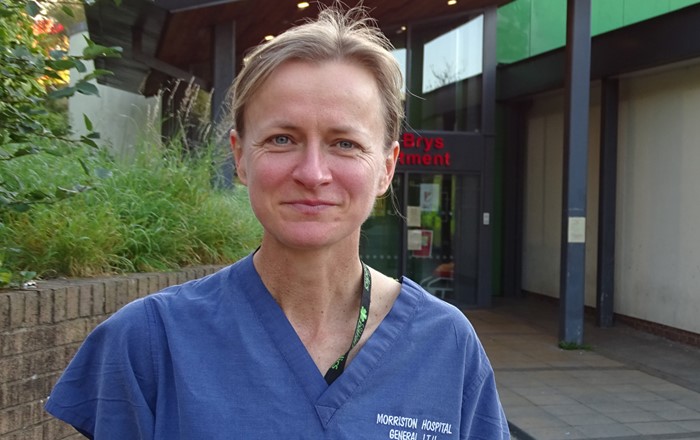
{"left": 44, "top": 297, "right": 158, "bottom": 440}
{"left": 459, "top": 329, "right": 511, "bottom": 439}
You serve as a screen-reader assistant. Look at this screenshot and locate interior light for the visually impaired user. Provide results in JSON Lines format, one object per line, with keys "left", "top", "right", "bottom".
{"left": 264, "top": 35, "right": 274, "bottom": 41}
{"left": 297, "top": 1, "right": 310, "bottom": 8}
{"left": 447, "top": 0, "right": 457, "bottom": 5}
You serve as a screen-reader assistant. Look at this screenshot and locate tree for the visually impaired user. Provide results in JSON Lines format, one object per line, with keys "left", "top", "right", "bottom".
{"left": 0, "top": 0, "right": 121, "bottom": 287}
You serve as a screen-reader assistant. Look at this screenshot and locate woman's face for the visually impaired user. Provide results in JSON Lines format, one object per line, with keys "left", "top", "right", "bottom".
{"left": 232, "top": 60, "right": 399, "bottom": 251}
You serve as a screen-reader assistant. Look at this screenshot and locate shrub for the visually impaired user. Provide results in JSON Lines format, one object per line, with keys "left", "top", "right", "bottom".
{"left": 0, "top": 141, "right": 261, "bottom": 278}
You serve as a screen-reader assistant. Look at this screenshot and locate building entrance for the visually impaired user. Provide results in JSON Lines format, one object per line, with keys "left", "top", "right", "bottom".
{"left": 360, "top": 130, "right": 489, "bottom": 307}
{"left": 360, "top": 171, "right": 481, "bottom": 306}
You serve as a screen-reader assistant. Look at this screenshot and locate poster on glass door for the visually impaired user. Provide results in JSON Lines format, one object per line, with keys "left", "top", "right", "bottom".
{"left": 407, "top": 229, "right": 433, "bottom": 258}
{"left": 420, "top": 183, "right": 440, "bottom": 212}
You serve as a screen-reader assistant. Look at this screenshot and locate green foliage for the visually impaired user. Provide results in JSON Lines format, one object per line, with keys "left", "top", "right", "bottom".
{"left": 0, "top": 0, "right": 122, "bottom": 211}
{"left": 0, "top": 1, "right": 259, "bottom": 286}
{"left": 0, "top": 0, "right": 121, "bottom": 286}
{"left": 0, "top": 141, "right": 262, "bottom": 278}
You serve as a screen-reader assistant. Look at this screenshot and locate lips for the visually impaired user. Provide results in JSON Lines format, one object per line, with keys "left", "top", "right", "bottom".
{"left": 283, "top": 199, "right": 337, "bottom": 214}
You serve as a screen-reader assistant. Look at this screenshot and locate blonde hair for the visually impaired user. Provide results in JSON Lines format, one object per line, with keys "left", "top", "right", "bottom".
{"left": 232, "top": 5, "right": 404, "bottom": 149}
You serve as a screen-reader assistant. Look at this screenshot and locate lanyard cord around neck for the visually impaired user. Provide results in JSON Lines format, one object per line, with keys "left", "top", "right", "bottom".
{"left": 323, "top": 261, "right": 371, "bottom": 385}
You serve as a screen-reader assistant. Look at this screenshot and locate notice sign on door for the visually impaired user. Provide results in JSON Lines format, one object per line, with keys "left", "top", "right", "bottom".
{"left": 406, "top": 206, "right": 421, "bottom": 227}
{"left": 420, "top": 183, "right": 440, "bottom": 212}
{"left": 408, "top": 229, "right": 433, "bottom": 258}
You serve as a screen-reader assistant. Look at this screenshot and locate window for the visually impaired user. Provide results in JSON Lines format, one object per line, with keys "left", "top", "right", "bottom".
{"left": 422, "top": 15, "right": 483, "bottom": 94}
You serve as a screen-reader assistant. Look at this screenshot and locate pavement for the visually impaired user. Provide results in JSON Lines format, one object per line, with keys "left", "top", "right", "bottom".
{"left": 465, "top": 296, "right": 700, "bottom": 440}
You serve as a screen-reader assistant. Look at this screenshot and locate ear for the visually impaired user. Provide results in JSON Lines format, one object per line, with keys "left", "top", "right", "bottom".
{"left": 377, "top": 141, "right": 400, "bottom": 196}
{"left": 230, "top": 130, "right": 247, "bottom": 185}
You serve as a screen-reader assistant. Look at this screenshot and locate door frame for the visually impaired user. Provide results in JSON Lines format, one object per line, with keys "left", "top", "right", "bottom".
{"left": 394, "top": 130, "right": 493, "bottom": 308}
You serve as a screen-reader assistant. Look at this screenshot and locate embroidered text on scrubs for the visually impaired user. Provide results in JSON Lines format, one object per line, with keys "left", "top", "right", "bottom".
{"left": 376, "top": 413, "right": 419, "bottom": 429}
{"left": 421, "top": 419, "right": 453, "bottom": 434}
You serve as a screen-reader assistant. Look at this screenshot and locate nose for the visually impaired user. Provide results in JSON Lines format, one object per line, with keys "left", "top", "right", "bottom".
{"left": 291, "top": 142, "right": 332, "bottom": 188}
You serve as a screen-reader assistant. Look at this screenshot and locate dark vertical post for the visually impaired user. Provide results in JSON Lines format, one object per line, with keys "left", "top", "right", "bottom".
{"left": 400, "top": 172, "right": 409, "bottom": 278}
{"left": 405, "top": 25, "right": 424, "bottom": 129}
{"left": 596, "top": 79, "right": 619, "bottom": 327}
{"left": 502, "top": 101, "right": 528, "bottom": 298}
{"left": 478, "top": 6, "right": 498, "bottom": 306}
{"left": 560, "top": 0, "right": 591, "bottom": 345}
{"left": 212, "top": 21, "right": 236, "bottom": 187}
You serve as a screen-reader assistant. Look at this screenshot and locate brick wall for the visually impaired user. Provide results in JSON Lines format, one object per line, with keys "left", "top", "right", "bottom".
{"left": 0, "top": 265, "right": 223, "bottom": 440}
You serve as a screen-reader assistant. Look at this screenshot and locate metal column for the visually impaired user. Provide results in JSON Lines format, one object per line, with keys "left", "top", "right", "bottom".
{"left": 478, "top": 6, "right": 498, "bottom": 307}
{"left": 212, "top": 21, "right": 236, "bottom": 187}
{"left": 596, "top": 79, "right": 619, "bottom": 327}
{"left": 559, "top": 0, "right": 592, "bottom": 345}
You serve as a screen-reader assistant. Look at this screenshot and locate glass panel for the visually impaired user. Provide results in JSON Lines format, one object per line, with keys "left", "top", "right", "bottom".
{"left": 392, "top": 48, "right": 407, "bottom": 96}
{"left": 419, "top": 75, "right": 482, "bottom": 132}
{"left": 404, "top": 173, "right": 480, "bottom": 304}
{"left": 406, "top": 174, "right": 456, "bottom": 301}
{"left": 422, "top": 15, "right": 483, "bottom": 94}
{"left": 361, "top": 173, "right": 481, "bottom": 305}
{"left": 407, "top": 16, "right": 484, "bottom": 132}
{"left": 360, "top": 175, "right": 403, "bottom": 278}
{"left": 387, "top": 26, "right": 407, "bottom": 100}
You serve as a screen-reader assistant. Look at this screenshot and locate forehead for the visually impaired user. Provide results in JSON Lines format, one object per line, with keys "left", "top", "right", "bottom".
{"left": 260, "top": 59, "right": 379, "bottom": 99}
{"left": 244, "top": 60, "right": 385, "bottom": 132}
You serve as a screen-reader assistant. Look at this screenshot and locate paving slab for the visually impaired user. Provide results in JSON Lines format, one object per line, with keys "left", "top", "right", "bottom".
{"left": 466, "top": 297, "right": 700, "bottom": 440}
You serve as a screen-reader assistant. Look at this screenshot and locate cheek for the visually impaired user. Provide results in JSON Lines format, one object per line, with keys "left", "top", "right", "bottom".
{"left": 338, "top": 161, "right": 386, "bottom": 202}
{"left": 370, "top": 157, "right": 393, "bottom": 195}
{"left": 246, "top": 156, "right": 290, "bottom": 189}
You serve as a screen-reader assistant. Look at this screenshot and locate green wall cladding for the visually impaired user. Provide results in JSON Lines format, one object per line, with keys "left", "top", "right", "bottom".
{"left": 497, "top": 0, "right": 700, "bottom": 63}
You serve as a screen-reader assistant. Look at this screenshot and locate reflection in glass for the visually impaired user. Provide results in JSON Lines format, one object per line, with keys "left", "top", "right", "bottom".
{"left": 422, "top": 15, "right": 483, "bottom": 94}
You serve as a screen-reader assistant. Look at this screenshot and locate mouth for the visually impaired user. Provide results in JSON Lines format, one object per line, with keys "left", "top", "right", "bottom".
{"left": 284, "top": 199, "right": 335, "bottom": 213}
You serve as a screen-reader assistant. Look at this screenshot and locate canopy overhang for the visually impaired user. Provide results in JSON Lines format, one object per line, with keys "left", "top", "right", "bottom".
{"left": 85, "top": 0, "right": 513, "bottom": 95}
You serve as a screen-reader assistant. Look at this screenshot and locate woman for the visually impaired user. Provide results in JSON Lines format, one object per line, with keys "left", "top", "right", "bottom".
{"left": 46, "top": 6, "right": 510, "bottom": 439}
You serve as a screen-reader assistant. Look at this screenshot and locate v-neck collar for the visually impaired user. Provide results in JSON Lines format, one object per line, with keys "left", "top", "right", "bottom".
{"left": 234, "top": 254, "right": 422, "bottom": 428}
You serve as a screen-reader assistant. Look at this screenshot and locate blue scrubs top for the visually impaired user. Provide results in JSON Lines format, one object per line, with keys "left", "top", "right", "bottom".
{"left": 45, "top": 254, "right": 510, "bottom": 439}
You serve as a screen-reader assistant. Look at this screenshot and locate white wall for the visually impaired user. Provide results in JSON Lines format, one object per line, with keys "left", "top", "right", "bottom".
{"left": 522, "top": 61, "right": 700, "bottom": 335}
{"left": 616, "top": 62, "right": 700, "bottom": 334}
{"left": 68, "top": 29, "right": 159, "bottom": 159}
{"left": 521, "top": 88, "right": 600, "bottom": 307}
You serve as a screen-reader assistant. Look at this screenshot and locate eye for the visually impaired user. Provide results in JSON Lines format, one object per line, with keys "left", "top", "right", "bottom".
{"left": 336, "top": 140, "right": 357, "bottom": 150}
{"left": 271, "top": 135, "right": 291, "bottom": 145}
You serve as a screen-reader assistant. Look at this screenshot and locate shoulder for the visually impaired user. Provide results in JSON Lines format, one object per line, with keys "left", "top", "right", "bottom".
{"left": 398, "top": 276, "right": 493, "bottom": 379}
{"left": 143, "top": 253, "right": 255, "bottom": 312}
{"left": 399, "top": 276, "right": 477, "bottom": 337}
{"left": 79, "top": 255, "right": 255, "bottom": 350}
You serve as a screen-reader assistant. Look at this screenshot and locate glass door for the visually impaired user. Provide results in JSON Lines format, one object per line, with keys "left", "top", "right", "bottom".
{"left": 360, "top": 175, "right": 403, "bottom": 278}
{"left": 405, "top": 173, "right": 479, "bottom": 305}
{"left": 405, "top": 174, "right": 455, "bottom": 300}
{"left": 361, "top": 172, "right": 481, "bottom": 306}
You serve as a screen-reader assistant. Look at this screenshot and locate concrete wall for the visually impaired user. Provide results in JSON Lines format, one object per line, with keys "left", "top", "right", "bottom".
{"left": 521, "top": 60, "right": 700, "bottom": 335}
{"left": 0, "top": 266, "right": 222, "bottom": 440}
{"left": 68, "top": 28, "right": 159, "bottom": 159}
{"left": 521, "top": 86, "right": 601, "bottom": 307}
{"left": 616, "top": 62, "right": 700, "bottom": 334}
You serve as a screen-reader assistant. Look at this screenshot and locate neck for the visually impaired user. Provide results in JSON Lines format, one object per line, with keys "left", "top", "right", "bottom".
{"left": 253, "top": 238, "right": 364, "bottom": 327}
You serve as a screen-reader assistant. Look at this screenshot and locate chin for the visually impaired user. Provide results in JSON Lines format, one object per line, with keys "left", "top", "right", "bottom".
{"left": 264, "top": 225, "right": 360, "bottom": 251}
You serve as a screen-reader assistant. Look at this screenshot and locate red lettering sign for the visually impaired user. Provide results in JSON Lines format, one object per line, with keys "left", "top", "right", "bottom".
{"left": 401, "top": 133, "right": 444, "bottom": 152}
{"left": 398, "top": 134, "right": 450, "bottom": 168}
{"left": 397, "top": 152, "right": 451, "bottom": 167}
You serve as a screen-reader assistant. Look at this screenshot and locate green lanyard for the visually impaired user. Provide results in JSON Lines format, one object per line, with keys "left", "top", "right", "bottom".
{"left": 323, "top": 261, "right": 371, "bottom": 385}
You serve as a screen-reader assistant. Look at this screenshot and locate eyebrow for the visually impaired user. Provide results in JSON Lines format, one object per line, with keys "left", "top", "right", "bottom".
{"left": 257, "top": 120, "right": 371, "bottom": 139}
